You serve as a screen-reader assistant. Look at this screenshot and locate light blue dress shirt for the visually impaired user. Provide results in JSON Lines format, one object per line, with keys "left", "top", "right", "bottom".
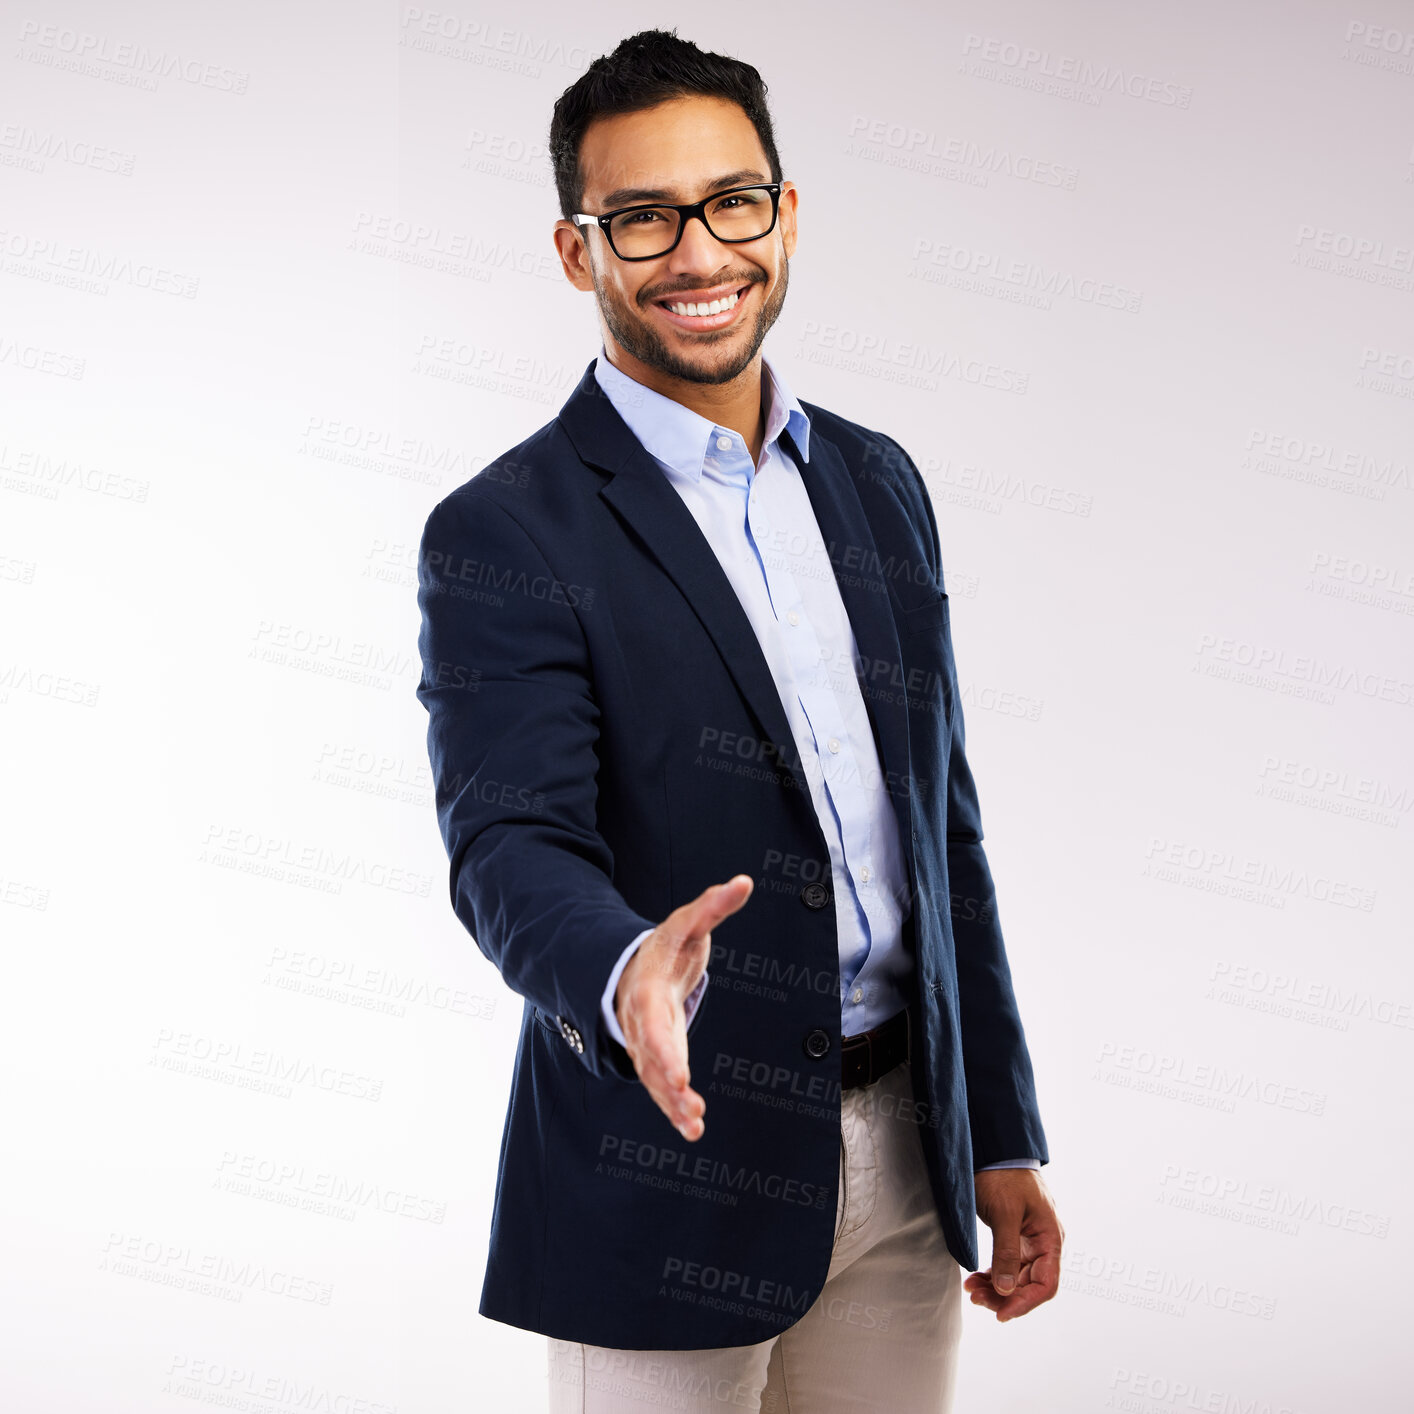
{"left": 592, "top": 348, "right": 1038, "bottom": 1173}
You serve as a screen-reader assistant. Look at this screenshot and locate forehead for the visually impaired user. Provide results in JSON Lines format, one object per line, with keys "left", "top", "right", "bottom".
{"left": 578, "top": 95, "right": 769, "bottom": 208}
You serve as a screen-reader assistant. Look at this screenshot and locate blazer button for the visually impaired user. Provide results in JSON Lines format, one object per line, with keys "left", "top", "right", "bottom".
{"left": 800, "top": 882, "right": 831, "bottom": 910}
{"left": 803, "top": 1028, "right": 831, "bottom": 1060}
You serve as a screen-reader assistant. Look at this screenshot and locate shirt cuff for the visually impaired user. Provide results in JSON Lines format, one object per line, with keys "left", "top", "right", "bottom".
{"left": 975, "top": 1158, "right": 1042, "bottom": 1171}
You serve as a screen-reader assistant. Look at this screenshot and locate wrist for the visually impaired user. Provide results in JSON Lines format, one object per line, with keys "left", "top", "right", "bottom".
{"left": 614, "top": 941, "right": 647, "bottom": 1022}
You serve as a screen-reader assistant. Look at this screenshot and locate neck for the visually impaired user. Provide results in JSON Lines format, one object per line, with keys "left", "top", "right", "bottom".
{"left": 603, "top": 345, "right": 768, "bottom": 466}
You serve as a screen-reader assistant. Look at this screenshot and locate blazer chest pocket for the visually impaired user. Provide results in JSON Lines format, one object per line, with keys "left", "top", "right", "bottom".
{"left": 896, "top": 590, "right": 950, "bottom": 638}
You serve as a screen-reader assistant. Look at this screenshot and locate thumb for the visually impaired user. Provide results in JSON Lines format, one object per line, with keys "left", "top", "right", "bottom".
{"left": 990, "top": 1219, "right": 1023, "bottom": 1295}
{"left": 689, "top": 874, "right": 753, "bottom": 936}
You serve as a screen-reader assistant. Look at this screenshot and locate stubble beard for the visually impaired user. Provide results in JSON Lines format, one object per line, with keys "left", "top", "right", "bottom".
{"left": 595, "top": 258, "right": 789, "bottom": 387}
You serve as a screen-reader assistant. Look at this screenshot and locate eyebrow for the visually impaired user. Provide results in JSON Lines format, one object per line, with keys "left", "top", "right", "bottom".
{"left": 595, "top": 169, "right": 768, "bottom": 210}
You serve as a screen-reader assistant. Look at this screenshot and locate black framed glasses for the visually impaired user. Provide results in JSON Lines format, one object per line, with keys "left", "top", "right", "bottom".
{"left": 571, "top": 182, "right": 783, "bottom": 261}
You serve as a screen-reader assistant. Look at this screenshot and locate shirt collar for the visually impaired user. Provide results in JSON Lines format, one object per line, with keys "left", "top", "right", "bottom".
{"left": 592, "top": 346, "right": 812, "bottom": 482}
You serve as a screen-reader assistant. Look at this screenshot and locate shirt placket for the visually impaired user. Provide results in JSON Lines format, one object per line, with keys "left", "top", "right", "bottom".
{"left": 740, "top": 440, "right": 878, "bottom": 1000}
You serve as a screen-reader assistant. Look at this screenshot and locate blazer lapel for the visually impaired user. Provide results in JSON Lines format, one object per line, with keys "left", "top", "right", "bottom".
{"left": 781, "top": 419, "right": 917, "bottom": 877}
{"left": 557, "top": 359, "right": 916, "bottom": 863}
{"left": 559, "top": 361, "right": 804, "bottom": 790}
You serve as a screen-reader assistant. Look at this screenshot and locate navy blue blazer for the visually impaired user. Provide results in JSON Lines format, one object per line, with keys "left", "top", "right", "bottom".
{"left": 415, "top": 357, "right": 1048, "bottom": 1350}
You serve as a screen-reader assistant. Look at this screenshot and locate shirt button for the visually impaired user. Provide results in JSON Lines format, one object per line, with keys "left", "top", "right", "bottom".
{"left": 788, "top": 610, "right": 799, "bottom": 626}
{"left": 715, "top": 434, "right": 732, "bottom": 451}
{"left": 860, "top": 865, "right": 871, "bottom": 883}
{"left": 827, "top": 737, "right": 841, "bottom": 754}
{"left": 851, "top": 987, "right": 864, "bottom": 1004}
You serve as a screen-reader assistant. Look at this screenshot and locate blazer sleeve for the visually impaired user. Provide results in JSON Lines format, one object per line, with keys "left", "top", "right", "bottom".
{"left": 888, "top": 437, "right": 1051, "bottom": 1170}
{"left": 415, "top": 486, "right": 657, "bottom": 1084}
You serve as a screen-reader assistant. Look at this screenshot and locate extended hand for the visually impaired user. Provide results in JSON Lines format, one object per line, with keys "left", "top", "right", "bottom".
{"left": 615, "top": 874, "right": 753, "bottom": 1142}
{"left": 964, "top": 1168, "right": 1064, "bottom": 1321}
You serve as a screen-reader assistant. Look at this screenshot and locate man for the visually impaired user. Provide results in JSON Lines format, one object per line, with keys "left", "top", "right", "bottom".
{"left": 415, "top": 28, "right": 1062, "bottom": 1413}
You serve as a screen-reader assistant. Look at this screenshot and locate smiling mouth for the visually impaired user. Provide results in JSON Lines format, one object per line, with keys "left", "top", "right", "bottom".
{"left": 651, "top": 282, "right": 754, "bottom": 330}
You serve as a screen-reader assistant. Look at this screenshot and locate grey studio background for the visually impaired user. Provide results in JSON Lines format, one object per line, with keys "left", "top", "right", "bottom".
{"left": 2, "top": 2, "right": 1411, "bottom": 1411}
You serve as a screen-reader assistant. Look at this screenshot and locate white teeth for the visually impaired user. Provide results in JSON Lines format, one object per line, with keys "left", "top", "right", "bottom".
{"left": 665, "top": 288, "right": 740, "bottom": 317}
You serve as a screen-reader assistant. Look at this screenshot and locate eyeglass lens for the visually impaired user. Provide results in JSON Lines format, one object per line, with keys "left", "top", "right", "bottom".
{"left": 608, "top": 188, "right": 774, "bottom": 258}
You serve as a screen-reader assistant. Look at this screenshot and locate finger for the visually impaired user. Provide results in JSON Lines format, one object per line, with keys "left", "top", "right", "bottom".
{"left": 1028, "top": 1245, "right": 1062, "bottom": 1297}
{"left": 992, "top": 1276, "right": 1053, "bottom": 1321}
{"left": 645, "top": 1073, "right": 705, "bottom": 1139}
{"left": 968, "top": 1261, "right": 1055, "bottom": 1321}
{"left": 968, "top": 1287, "right": 1009, "bottom": 1315}
{"left": 627, "top": 1004, "right": 686, "bottom": 1098}
{"left": 634, "top": 1047, "right": 702, "bottom": 1136}
{"left": 1022, "top": 1223, "right": 1064, "bottom": 1300}
{"left": 636, "top": 989, "right": 691, "bottom": 1086}
{"left": 964, "top": 1260, "right": 1034, "bottom": 1315}
{"left": 629, "top": 997, "right": 706, "bottom": 1139}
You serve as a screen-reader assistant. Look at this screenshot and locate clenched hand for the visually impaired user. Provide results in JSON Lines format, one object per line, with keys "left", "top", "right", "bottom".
{"left": 965, "top": 1168, "right": 1064, "bottom": 1321}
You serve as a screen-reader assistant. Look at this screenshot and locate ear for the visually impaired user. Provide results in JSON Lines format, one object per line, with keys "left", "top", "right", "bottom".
{"left": 553, "top": 220, "right": 596, "bottom": 292}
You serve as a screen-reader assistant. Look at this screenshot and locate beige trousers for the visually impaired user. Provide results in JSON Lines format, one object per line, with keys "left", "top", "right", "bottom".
{"left": 547, "top": 1058, "right": 963, "bottom": 1413}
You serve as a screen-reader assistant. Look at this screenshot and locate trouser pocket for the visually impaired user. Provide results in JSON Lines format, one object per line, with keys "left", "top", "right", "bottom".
{"left": 834, "top": 1129, "right": 848, "bottom": 1244}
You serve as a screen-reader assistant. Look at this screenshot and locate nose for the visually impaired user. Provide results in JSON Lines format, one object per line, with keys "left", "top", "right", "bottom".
{"left": 671, "top": 209, "right": 731, "bottom": 264}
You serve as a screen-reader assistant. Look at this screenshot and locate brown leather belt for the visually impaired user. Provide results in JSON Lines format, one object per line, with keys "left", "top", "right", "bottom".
{"left": 841, "top": 1007, "right": 909, "bottom": 1090}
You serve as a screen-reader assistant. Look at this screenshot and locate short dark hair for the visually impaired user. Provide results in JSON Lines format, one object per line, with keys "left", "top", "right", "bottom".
{"left": 548, "top": 28, "right": 784, "bottom": 222}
